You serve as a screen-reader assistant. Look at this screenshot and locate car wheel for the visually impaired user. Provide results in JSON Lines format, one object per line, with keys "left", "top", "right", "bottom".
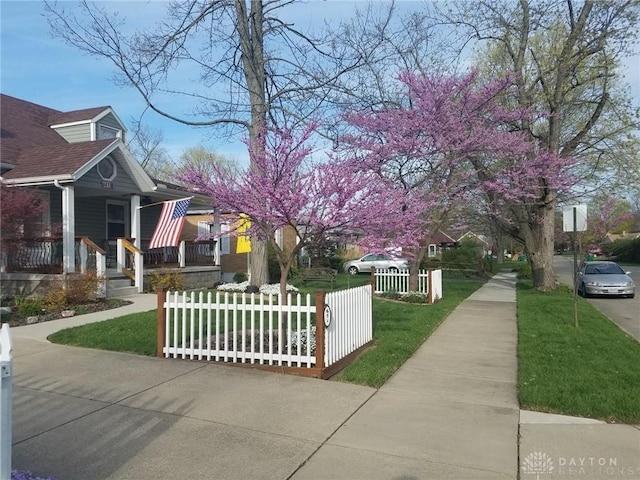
{"left": 347, "top": 266, "right": 359, "bottom": 275}
{"left": 629, "top": 293, "right": 635, "bottom": 299}
{"left": 389, "top": 267, "right": 399, "bottom": 273}
{"left": 581, "top": 283, "right": 590, "bottom": 298}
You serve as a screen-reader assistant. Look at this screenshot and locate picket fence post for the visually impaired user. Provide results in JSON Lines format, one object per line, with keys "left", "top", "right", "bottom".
{"left": 314, "top": 291, "right": 326, "bottom": 371}
{"left": 156, "top": 286, "right": 168, "bottom": 357}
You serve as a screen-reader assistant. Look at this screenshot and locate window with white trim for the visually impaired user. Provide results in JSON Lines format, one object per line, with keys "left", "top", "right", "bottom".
{"left": 97, "top": 124, "right": 122, "bottom": 140}
{"left": 220, "top": 223, "right": 230, "bottom": 255}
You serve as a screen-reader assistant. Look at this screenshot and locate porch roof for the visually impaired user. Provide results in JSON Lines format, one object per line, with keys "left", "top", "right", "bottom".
{"left": 2, "top": 139, "right": 115, "bottom": 180}
{"left": 0, "top": 94, "right": 212, "bottom": 204}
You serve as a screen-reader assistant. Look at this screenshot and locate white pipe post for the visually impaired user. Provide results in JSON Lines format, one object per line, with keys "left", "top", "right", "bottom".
{"left": 130, "top": 195, "right": 141, "bottom": 249}
{"left": 0, "top": 324, "right": 13, "bottom": 480}
{"left": 61, "top": 185, "right": 76, "bottom": 273}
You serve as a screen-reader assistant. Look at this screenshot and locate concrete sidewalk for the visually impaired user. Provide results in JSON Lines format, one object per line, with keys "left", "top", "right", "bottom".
{"left": 291, "top": 272, "right": 520, "bottom": 479}
{"left": 10, "top": 276, "right": 640, "bottom": 479}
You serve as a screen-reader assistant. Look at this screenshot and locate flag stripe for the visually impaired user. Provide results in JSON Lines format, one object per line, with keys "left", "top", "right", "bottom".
{"left": 149, "top": 198, "right": 192, "bottom": 249}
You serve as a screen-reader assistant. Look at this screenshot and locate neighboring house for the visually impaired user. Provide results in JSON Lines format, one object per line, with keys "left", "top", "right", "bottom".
{"left": 603, "top": 231, "right": 640, "bottom": 244}
{"left": 184, "top": 209, "right": 299, "bottom": 283}
{"left": 457, "top": 231, "right": 491, "bottom": 256}
{"left": 426, "top": 231, "right": 458, "bottom": 258}
{"left": 0, "top": 94, "right": 218, "bottom": 296}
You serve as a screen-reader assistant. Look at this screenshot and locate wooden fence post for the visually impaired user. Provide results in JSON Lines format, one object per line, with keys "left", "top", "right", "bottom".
{"left": 156, "top": 286, "right": 168, "bottom": 357}
{"left": 370, "top": 267, "right": 376, "bottom": 293}
{"left": 427, "top": 269, "right": 434, "bottom": 304}
{"left": 315, "top": 291, "right": 326, "bottom": 372}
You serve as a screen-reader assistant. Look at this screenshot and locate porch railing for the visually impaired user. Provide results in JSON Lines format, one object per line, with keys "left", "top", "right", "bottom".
{"left": 1, "top": 237, "right": 218, "bottom": 275}
{"left": 0, "top": 237, "right": 106, "bottom": 279}
{"left": 117, "top": 238, "right": 143, "bottom": 293}
{"left": 0, "top": 237, "right": 62, "bottom": 273}
{"left": 142, "top": 239, "right": 217, "bottom": 268}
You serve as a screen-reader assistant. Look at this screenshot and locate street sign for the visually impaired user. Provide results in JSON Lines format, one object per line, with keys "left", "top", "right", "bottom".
{"left": 563, "top": 205, "right": 587, "bottom": 232}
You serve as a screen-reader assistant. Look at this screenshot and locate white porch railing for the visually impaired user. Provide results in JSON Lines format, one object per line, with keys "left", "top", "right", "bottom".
{"left": 0, "top": 324, "right": 12, "bottom": 480}
{"left": 373, "top": 268, "right": 443, "bottom": 303}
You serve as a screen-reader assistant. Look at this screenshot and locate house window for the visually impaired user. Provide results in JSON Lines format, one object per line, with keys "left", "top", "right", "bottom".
{"left": 428, "top": 244, "right": 437, "bottom": 258}
{"left": 21, "top": 189, "right": 50, "bottom": 237}
{"left": 220, "top": 223, "right": 230, "bottom": 255}
{"left": 97, "top": 156, "right": 117, "bottom": 182}
{"left": 106, "top": 201, "right": 129, "bottom": 240}
{"left": 97, "top": 124, "right": 121, "bottom": 140}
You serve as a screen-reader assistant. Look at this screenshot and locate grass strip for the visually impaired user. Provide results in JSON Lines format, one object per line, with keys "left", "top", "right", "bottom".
{"left": 517, "top": 282, "right": 640, "bottom": 423}
{"left": 335, "top": 277, "right": 485, "bottom": 387}
{"left": 49, "top": 310, "right": 157, "bottom": 356}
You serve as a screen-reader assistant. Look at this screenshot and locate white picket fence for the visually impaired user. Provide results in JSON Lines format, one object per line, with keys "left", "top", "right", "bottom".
{"left": 162, "top": 290, "right": 316, "bottom": 366}
{"left": 373, "top": 268, "right": 443, "bottom": 302}
{"left": 323, "top": 285, "right": 372, "bottom": 367}
{"left": 159, "top": 284, "right": 375, "bottom": 375}
{"left": 0, "top": 324, "right": 12, "bottom": 480}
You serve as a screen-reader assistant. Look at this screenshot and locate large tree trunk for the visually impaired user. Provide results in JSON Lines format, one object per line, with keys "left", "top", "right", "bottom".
{"left": 521, "top": 201, "right": 557, "bottom": 291}
{"left": 250, "top": 240, "right": 269, "bottom": 287}
{"left": 408, "top": 246, "right": 427, "bottom": 292}
{"left": 237, "top": 0, "right": 269, "bottom": 286}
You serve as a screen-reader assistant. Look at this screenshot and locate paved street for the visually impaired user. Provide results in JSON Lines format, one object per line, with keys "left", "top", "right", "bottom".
{"left": 553, "top": 255, "right": 640, "bottom": 340}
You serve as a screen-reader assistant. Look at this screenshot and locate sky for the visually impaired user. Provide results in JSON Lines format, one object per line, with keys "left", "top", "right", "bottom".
{"left": 2, "top": 0, "right": 639, "bottom": 167}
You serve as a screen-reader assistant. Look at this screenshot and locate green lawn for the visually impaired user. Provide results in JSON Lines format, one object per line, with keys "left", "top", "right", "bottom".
{"left": 48, "top": 273, "right": 485, "bottom": 386}
{"left": 49, "top": 311, "right": 158, "bottom": 355}
{"left": 517, "top": 282, "right": 640, "bottom": 423}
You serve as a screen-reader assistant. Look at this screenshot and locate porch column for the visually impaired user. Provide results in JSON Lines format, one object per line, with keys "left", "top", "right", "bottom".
{"left": 61, "top": 185, "right": 75, "bottom": 273}
{"left": 131, "top": 194, "right": 141, "bottom": 249}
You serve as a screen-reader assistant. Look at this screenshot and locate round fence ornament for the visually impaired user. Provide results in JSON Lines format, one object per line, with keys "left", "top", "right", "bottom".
{"left": 323, "top": 304, "right": 332, "bottom": 328}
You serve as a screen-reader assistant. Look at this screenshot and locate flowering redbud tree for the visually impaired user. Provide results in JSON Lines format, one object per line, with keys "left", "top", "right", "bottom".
{"left": 180, "top": 123, "right": 410, "bottom": 298}
{"left": 580, "top": 196, "right": 634, "bottom": 250}
{"left": 340, "top": 70, "right": 575, "bottom": 290}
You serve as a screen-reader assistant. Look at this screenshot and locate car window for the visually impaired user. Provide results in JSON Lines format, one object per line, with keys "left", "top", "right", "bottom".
{"left": 362, "top": 254, "right": 376, "bottom": 262}
{"left": 587, "top": 263, "right": 625, "bottom": 274}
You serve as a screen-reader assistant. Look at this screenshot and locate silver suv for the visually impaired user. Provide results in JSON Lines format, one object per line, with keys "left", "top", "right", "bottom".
{"left": 343, "top": 253, "right": 410, "bottom": 275}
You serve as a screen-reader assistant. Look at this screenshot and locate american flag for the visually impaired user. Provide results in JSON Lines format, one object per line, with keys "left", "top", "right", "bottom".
{"left": 149, "top": 198, "right": 192, "bottom": 249}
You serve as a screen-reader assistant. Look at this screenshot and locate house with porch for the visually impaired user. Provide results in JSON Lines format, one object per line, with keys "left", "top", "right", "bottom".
{"left": 0, "top": 94, "right": 219, "bottom": 297}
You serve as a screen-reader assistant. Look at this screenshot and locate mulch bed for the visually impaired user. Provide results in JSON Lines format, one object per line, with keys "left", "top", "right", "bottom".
{"left": 1, "top": 298, "right": 133, "bottom": 327}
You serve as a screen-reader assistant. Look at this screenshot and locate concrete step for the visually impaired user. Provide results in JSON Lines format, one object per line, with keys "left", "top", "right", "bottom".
{"left": 106, "top": 275, "right": 139, "bottom": 298}
{"left": 107, "top": 285, "right": 139, "bottom": 298}
{"left": 108, "top": 278, "right": 133, "bottom": 289}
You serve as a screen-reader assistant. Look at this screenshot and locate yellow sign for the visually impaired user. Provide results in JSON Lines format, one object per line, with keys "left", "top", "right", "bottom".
{"left": 235, "top": 214, "right": 251, "bottom": 253}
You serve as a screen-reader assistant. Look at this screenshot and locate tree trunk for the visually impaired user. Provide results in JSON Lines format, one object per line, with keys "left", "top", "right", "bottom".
{"left": 236, "top": 0, "right": 269, "bottom": 287}
{"left": 408, "top": 247, "right": 427, "bottom": 292}
{"left": 250, "top": 239, "right": 269, "bottom": 287}
{"left": 524, "top": 203, "right": 557, "bottom": 291}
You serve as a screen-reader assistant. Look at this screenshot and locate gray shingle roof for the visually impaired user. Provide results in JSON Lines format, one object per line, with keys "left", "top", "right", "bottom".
{"left": 0, "top": 94, "right": 113, "bottom": 179}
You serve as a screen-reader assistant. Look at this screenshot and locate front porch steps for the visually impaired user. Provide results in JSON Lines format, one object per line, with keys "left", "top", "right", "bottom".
{"left": 106, "top": 272, "right": 138, "bottom": 298}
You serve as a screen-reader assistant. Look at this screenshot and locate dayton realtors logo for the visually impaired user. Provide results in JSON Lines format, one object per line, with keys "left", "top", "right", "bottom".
{"left": 522, "top": 451, "right": 554, "bottom": 479}
{"left": 522, "top": 452, "right": 639, "bottom": 478}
